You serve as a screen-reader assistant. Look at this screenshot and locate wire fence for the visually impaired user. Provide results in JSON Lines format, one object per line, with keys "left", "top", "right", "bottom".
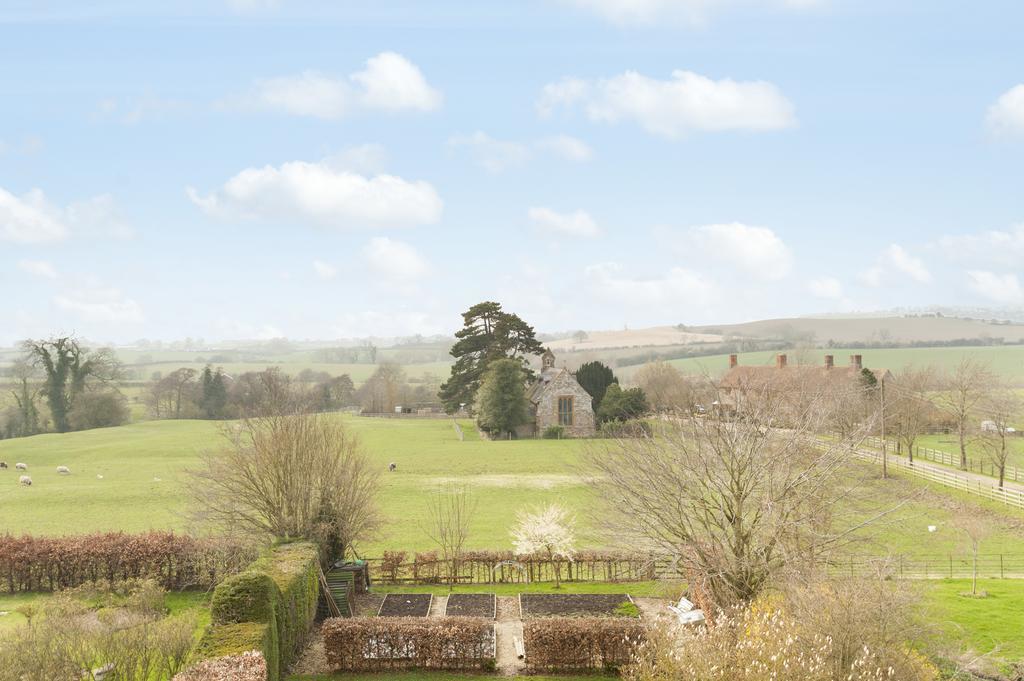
{"left": 830, "top": 554, "right": 1024, "bottom": 579}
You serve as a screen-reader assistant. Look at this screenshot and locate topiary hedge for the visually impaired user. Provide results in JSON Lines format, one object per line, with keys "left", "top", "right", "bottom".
{"left": 190, "top": 541, "right": 319, "bottom": 681}
{"left": 523, "top": 617, "right": 645, "bottom": 673}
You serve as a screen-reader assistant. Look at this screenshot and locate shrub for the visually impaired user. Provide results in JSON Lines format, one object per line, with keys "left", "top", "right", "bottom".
{"left": 542, "top": 425, "right": 566, "bottom": 439}
{"left": 322, "top": 616, "right": 495, "bottom": 671}
{"left": 598, "top": 418, "right": 652, "bottom": 439}
{"left": 195, "top": 541, "right": 318, "bottom": 681}
{"left": 67, "top": 390, "right": 130, "bottom": 430}
{"left": 523, "top": 617, "right": 645, "bottom": 673}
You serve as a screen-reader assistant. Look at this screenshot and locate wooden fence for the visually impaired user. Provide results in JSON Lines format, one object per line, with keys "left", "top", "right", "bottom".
{"left": 831, "top": 438, "right": 1024, "bottom": 510}
{"left": 863, "top": 435, "right": 1023, "bottom": 483}
{"left": 831, "top": 554, "right": 1024, "bottom": 579}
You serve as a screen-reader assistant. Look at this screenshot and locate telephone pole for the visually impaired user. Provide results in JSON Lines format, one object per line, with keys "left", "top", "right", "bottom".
{"left": 880, "top": 378, "right": 887, "bottom": 479}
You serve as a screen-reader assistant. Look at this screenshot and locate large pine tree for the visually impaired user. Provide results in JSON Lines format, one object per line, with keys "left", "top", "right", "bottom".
{"left": 439, "top": 301, "right": 544, "bottom": 413}
{"left": 574, "top": 360, "right": 618, "bottom": 411}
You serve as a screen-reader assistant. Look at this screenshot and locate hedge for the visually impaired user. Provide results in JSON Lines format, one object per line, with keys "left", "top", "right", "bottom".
{"left": 372, "top": 548, "right": 655, "bottom": 584}
{"left": 0, "top": 531, "right": 256, "bottom": 593}
{"left": 322, "top": 616, "right": 496, "bottom": 672}
{"left": 173, "top": 650, "right": 268, "bottom": 681}
{"left": 523, "top": 617, "right": 645, "bottom": 673}
{"left": 192, "top": 541, "right": 319, "bottom": 681}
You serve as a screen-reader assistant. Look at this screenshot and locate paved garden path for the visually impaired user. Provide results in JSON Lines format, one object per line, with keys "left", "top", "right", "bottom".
{"left": 428, "top": 594, "right": 448, "bottom": 617}
{"left": 495, "top": 596, "right": 526, "bottom": 675}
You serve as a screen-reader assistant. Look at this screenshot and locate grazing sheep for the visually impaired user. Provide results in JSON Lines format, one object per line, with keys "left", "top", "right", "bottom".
{"left": 15, "top": 463, "right": 27, "bottom": 470}
{"left": 388, "top": 462, "right": 397, "bottom": 472}
{"left": 153, "top": 477, "right": 162, "bottom": 482}
{"left": 97, "top": 474, "right": 104, "bottom": 480}
{"left": 57, "top": 465, "right": 70, "bottom": 475}
{"left": 0, "top": 461, "right": 7, "bottom": 469}
{"left": 19, "top": 475, "right": 32, "bottom": 486}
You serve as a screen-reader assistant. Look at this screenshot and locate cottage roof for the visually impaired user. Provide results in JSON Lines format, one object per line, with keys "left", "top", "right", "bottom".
{"left": 719, "top": 355, "right": 892, "bottom": 391}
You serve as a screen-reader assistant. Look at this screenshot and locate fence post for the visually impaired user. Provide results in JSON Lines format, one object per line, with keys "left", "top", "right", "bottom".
{"left": 949, "top": 554, "right": 953, "bottom": 579}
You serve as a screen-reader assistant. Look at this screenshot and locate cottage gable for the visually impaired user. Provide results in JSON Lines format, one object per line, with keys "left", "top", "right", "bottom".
{"left": 519, "top": 350, "right": 596, "bottom": 437}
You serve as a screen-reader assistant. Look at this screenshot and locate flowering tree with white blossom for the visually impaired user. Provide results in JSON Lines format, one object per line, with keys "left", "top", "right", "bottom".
{"left": 511, "top": 503, "right": 576, "bottom": 588}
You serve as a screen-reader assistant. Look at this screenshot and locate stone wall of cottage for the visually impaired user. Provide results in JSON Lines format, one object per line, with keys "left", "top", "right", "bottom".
{"left": 534, "top": 370, "right": 596, "bottom": 437}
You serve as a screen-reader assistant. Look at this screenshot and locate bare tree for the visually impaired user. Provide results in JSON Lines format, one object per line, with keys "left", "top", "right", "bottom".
{"left": 190, "top": 412, "right": 381, "bottom": 562}
{"left": 585, "top": 379, "right": 896, "bottom": 609}
{"left": 633, "top": 360, "right": 698, "bottom": 413}
{"left": 978, "top": 384, "right": 1020, "bottom": 488}
{"left": 511, "top": 503, "right": 576, "bottom": 588}
{"left": 889, "top": 366, "right": 938, "bottom": 464}
{"left": 421, "top": 484, "right": 477, "bottom": 589}
{"left": 935, "top": 358, "right": 995, "bottom": 470}
{"left": 956, "top": 514, "right": 991, "bottom": 596}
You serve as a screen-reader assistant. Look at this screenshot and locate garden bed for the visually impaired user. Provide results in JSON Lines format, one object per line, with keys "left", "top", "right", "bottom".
{"left": 444, "top": 593, "right": 496, "bottom": 619}
{"left": 377, "top": 593, "right": 432, "bottom": 617}
{"left": 520, "top": 593, "right": 633, "bottom": 618}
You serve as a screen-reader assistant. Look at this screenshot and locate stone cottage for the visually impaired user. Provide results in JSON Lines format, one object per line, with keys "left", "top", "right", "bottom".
{"left": 519, "top": 349, "right": 596, "bottom": 437}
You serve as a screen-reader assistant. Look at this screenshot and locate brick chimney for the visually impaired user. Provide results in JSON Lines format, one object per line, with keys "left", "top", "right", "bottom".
{"left": 850, "top": 354, "right": 863, "bottom": 370}
{"left": 776, "top": 353, "right": 787, "bottom": 369}
{"left": 729, "top": 354, "right": 738, "bottom": 369}
{"left": 824, "top": 354, "right": 834, "bottom": 369}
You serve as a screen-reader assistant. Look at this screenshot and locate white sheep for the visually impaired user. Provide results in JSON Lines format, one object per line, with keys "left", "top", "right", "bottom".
{"left": 19, "top": 475, "right": 32, "bottom": 486}
{"left": 57, "top": 466, "right": 70, "bottom": 475}
{"left": 97, "top": 474, "right": 104, "bottom": 480}
{"left": 15, "top": 463, "right": 27, "bottom": 471}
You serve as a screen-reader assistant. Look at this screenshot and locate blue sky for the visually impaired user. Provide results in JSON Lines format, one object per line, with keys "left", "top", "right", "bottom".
{"left": 1, "top": 0, "right": 1023, "bottom": 344}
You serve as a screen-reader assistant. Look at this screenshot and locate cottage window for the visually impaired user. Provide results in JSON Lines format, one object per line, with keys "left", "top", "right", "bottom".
{"left": 557, "top": 396, "right": 573, "bottom": 426}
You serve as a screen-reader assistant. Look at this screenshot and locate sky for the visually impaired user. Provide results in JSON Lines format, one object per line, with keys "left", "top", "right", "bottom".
{"left": 1, "top": 0, "right": 1023, "bottom": 344}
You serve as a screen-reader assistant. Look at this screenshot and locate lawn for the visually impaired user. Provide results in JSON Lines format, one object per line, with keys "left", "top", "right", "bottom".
{"left": 4, "top": 416, "right": 1024, "bottom": 561}
{"left": 921, "top": 579, "right": 1024, "bottom": 663}
{"left": 915, "top": 432, "right": 1024, "bottom": 473}
{"left": 290, "top": 675, "right": 611, "bottom": 681}
{"left": 368, "top": 581, "right": 667, "bottom": 597}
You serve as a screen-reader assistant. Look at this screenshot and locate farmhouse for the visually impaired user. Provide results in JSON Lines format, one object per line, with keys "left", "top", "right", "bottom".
{"left": 519, "top": 349, "right": 596, "bottom": 437}
{"left": 718, "top": 353, "right": 893, "bottom": 413}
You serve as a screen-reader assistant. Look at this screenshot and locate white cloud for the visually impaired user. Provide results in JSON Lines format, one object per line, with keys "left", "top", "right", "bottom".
{"left": 528, "top": 207, "right": 600, "bottom": 238}
{"left": 0, "top": 188, "right": 68, "bottom": 243}
{"left": 966, "top": 270, "right": 1023, "bottom": 304}
{"left": 363, "top": 237, "right": 430, "bottom": 281}
{"left": 935, "top": 224, "right": 1024, "bottom": 266}
{"left": 448, "top": 132, "right": 531, "bottom": 173}
{"left": 236, "top": 52, "right": 441, "bottom": 119}
{"left": 448, "top": 132, "right": 593, "bottom": 172}
{"left": 312, "top": 259, "right": 337, "bottom": 280}
{"left": 860, "top": 244, "right": 931, "bottom": 287}
{"left": 187, "top": 158, "right": 443, "bottom": 229}
{"left": 54, "top": 287, "right": 144, "bottom": 323}
{"left": 986, "top": 84, "right": 1024, "bottom": 137}
{"left": 537, "top": 69, "right": 796, "bottom": 138}
{"left": 683, "top": 222, "right": 793, "bottom": 280}
{"left": 536, "top": 135, "right": 594, "bottom": 162}
{"left": 18, "top": 259, "right": 58, "bottom": 279}
{"left": 0, "top": 188, "right": 130, "bottom": 244}
{"left": 808, "top": 276, "right": 842, "bottom": 299}
{"left": 555, "top": 0, "right": 822, "bottom": 26}
{"left": 585, "top": 261, "right": 714, "bottom": 305}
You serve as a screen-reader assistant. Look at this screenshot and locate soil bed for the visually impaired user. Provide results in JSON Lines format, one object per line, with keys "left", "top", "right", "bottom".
{"left": 445, "top": 593, "right": 497, "bottom": 618}
{"left": 377, "top": 593, "right": 432, "bottom": 617}
{"left": 520, "top": 593, "right": 632, "bottom": 618}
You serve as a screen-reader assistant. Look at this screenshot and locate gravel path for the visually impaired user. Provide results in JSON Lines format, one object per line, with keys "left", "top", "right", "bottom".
{"left": 428, "top": 594, "right": 448, "bottom": 617}
{"left": 494, "top": 596, "right": 526, "bottom": 675}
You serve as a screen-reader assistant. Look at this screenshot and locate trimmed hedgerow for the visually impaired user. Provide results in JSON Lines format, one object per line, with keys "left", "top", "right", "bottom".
{"left": 523, "top": 617, "right": 645, "bottom": 673}
{"left": 322, "top": 616, "right": 496, "bottom": 672}
{"left": 173, "top": 650, "right": 268, "bottom": 681}
{"left": 193, "top": 541, "right": 318, "bottom": 681}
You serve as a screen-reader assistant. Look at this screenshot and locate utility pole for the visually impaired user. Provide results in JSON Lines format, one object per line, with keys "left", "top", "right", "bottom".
{"left": 880, "top": 377, "right": 887, "bottom": 479}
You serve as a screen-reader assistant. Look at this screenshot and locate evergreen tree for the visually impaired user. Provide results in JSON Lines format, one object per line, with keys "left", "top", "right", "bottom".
{"left": 475, "top": 359, "right": 529, "bottom": 438}
{"left": 439, "top": 301, "right": 544, "bottom": 413}
{"left": 574, "top": 361, "right": 618, "bottom": 410}
{"left": 597, "top": 383, "right": 649, "bottom": 423}
{"left": 200, "top": 365, "right": 229, "bottom": 419}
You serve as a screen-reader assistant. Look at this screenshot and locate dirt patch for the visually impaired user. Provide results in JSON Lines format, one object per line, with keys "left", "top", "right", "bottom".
{"left": 520, "top": 593, "right": 632, "bottom": 618}
{"left": 422, "top": 474, "right": 584, "bottom": 489}
{"left": 352, "top": 593, "right": 384, "bottom": 617}
{"left": 378, "top": 593, "right": 432, "bottom": 617}
{"left": 289, "top": 629, "right": 329, "bottom": 676}
{"left": 445, "top": 593, "right": 496, "bottom": 618}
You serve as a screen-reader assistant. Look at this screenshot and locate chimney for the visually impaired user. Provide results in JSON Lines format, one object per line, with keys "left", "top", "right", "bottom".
{"left": 776, "top": 353, "right": 787, "bottom": 369}
{"left": 729, "top": 354, "right": 738, "bottom": 369}
{"left": 824, "top": 354, "right": 834, "bottom": 369}
{"left": 850, "top": 354, "right": 863, "bottom": 371}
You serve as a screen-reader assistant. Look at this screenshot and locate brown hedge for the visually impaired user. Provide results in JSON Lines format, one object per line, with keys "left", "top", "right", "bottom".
{"left": 368, "top": 548, "right": 654, "bottom": 584}
{"left": 523, "top": 617, "right": 645, "bottom": 672}
{"left": 0, "top": 531, "right": 256, "bottom": 593}
{"left": 173, "top": 650, "right": 267, "bottom": 681}
{"left": 322, "top": 616, "right": 495, "bottom": 671}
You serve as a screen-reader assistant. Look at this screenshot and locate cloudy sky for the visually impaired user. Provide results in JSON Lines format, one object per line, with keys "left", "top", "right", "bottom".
{"left": 1, "top": 0, "right": 1023, "bottom": 344}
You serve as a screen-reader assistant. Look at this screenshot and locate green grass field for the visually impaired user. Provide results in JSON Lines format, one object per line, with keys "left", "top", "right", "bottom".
{"left": 914, "top": 432, "right": 1024, "bottom": 472}
{"left": 620, "top": 345, "right": 1024, "bottom": 382}
{"left": 4, "top": 417, "right": 1024, "bottom": 560}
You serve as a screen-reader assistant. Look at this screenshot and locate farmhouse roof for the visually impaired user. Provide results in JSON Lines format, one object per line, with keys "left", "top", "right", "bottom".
{"left": 719, "top": 353, "right": 893, "bottom": 391}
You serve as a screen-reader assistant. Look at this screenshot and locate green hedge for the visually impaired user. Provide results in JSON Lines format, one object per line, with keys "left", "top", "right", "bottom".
{"left": 195, "top": 541, "right": 319, "bottom": 681}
